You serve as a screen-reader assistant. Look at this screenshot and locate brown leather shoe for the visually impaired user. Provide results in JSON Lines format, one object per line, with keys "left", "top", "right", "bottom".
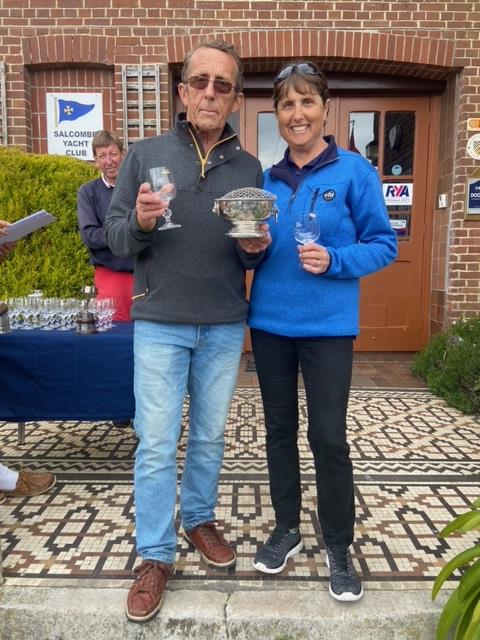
{"left": 184, "top": 522, "right": 236, "bottom": 568}
{"left": 126, "top": 560, "right": 173, "bottom": 623}
{"left": 4, "top": 470, "right": 56, "bottom": 497}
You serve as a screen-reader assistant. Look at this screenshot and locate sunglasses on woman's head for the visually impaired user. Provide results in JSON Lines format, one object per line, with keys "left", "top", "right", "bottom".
{"left": 273, "top": 63, "right": 322, "bottom": 85}
{"left": 187, "top": 75, "right": 234, "bottom": 95}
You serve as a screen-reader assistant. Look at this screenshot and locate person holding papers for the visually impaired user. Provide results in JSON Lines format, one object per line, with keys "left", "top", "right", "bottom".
{"left": 0, "top": 219, "right": 56, "bottom": 504}
{"left": 0, "top": 219, "right": 15, "bottom": 261}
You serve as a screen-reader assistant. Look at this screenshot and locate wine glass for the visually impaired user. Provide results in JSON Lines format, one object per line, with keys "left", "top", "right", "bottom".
{"left": 148, "top": 166, "right": 180, "bottom": 231}
{"left": 294, "top": 212, "right": 320, "bottom": 245}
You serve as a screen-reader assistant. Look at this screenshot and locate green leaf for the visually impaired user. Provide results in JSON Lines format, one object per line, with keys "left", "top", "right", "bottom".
{"left": 474, "top": 498, "right": 480, "bottom": 509}
{"left": 440, "top": 511, "right": 480, "bottom": 537}
{"left": 470, "top": 599, "right": 480, "bottom": 626}
{"left": 462, "top": 605, "right": 480, "bottom": 640}
{"left": 454, "top": 594, "right": 480, "bottom": 640}
{"left": 437, "top": 589, "right": 462, "bottom": 640}
{"left": 459, "top": 561, "right": 480, "bottom": 602}
{"left": 433, "top": 545, "right": 480, "bottom": 600}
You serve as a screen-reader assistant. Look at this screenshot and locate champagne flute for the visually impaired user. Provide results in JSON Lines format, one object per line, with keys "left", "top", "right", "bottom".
{"left": 294, "top": 212, "right": 320, "bottom": 245}
{"left": 148, "top": 166, "right": 180, "bottom": 231}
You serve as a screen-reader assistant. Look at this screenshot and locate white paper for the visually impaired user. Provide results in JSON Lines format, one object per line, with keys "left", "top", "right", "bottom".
{"left": 0, "top": 210, "right": 57, "bottom": 244}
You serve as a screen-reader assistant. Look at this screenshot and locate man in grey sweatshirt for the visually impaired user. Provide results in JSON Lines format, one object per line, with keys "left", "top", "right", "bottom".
{"left": 105, "top": 39, "right": 270, "bottom": 623}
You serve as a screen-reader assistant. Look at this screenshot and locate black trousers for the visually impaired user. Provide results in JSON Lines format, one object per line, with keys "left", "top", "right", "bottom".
{"left": 251, "top": 329, "right": 355, "bottom": 546}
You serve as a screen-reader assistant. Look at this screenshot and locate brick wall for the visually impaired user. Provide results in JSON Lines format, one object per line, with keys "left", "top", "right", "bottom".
{"left": 0, "top": 0, "right": 479, "bottom": 335}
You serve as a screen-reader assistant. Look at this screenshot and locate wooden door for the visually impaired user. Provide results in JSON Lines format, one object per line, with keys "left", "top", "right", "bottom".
{"left": 241, "top": 95, "right": 434, "bottom": 352}
{"left": 338, "top": 97, "right": 432, "bottom": 350}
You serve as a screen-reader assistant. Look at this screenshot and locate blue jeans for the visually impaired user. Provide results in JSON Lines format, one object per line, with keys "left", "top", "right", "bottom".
{"left": 133, "top": 319, "right": 244, "bottom": 564}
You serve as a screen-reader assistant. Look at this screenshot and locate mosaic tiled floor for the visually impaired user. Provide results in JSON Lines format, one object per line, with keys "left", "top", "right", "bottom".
{"left": 0, "top": 388, "right": 479, "bottom": 590}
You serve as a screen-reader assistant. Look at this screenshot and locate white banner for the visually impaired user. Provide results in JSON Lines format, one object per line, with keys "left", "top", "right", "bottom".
{"left": 46, "top": 93, "right": 103, "bottom": 161}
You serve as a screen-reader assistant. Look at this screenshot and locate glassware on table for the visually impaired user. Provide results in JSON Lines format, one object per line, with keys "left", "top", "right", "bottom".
{"left": 39, "top": 298, "right": 56, "bottom": 330}
{"left": 9, "top": 296, "right": 39, "bottom": 330}
{"left": 148, "top": 166, "right": 180, "bottom": 231}
{"left": 57, "top": 298, "right": 77, "bottom": 330}
{"left": 4, "top": 297, "right": 86, "bottom": 331}
{"left": 85, "top": 297, "right": 115, "bottom": 332}
{"left": 8, "top": 297, "right": 23, "bottom": 330}
{"left": 294, "top": 212, "right": 320, "bottom": 245}
{"left": 103, "top": 297, "right": 116, "bottom": 330}
{"left": 21, "top": 296, "right": 39, "bottom": 329}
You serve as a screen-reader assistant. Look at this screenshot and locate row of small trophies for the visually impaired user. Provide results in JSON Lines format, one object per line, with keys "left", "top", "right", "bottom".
{"left": 0, "top": 287, "right": 115, "bottom": 334}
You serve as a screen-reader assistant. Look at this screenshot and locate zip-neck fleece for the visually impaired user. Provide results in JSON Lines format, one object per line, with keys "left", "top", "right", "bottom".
{"left": 248, "top": 137, "right": 398, "bottom": 338}
{"left": 186, "top": 121, "right": 238, "bottom": 178}
{"left": 270, "top": 135, "right": 338, "bottom": 190}
{"left": 105, "top": 115, "right": 264, "bottom": 325}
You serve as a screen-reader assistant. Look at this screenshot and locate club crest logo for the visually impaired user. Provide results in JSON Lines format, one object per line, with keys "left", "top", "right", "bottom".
{"left": 323, "top": 189, "right": 335, "bottom": 201}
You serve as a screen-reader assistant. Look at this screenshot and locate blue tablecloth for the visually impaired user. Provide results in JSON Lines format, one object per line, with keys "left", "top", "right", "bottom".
{"left": 0, "top": 322, "right": 134, "bottom": 422}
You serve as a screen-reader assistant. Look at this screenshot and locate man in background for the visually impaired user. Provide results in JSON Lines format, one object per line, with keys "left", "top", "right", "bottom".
{"left": 77, "top": 129, "right": 134, "bottom": 322}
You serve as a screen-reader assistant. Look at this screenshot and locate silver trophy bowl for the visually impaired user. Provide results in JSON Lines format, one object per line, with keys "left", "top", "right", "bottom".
{"left": 213, "top": 187, "right": 278, "bottom": 238}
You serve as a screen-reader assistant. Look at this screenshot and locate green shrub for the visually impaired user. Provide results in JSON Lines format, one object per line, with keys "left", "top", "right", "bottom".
{"left": 412, "top": 316, "right": 480, "bottom": 415}
{"left": 0, "top": 146, "right": 98, "bottom": 298}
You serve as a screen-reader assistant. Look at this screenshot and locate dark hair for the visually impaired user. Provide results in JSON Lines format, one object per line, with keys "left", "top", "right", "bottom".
{"left": 272, "top": 61, "right": 330, "bottom": 110}
{"left": 92, "top": 130, "right": 124, "bottom": 155}
{"left": 181, "top": 39, "right": 244, "bottom": 92}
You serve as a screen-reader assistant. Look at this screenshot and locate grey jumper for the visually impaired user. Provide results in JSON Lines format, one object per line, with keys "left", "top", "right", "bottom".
{"left": 105, "top": 116, "right": 264, "bottom": 325}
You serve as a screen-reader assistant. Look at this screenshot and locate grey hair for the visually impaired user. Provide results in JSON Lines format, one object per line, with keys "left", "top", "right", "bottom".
{"left": 181, "top": 39, "right": 243, "bottom": 92}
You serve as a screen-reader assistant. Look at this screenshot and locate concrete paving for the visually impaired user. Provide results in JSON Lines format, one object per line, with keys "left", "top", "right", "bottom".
{"left": 0, "top": 584, "right": 450, "bottom": 640}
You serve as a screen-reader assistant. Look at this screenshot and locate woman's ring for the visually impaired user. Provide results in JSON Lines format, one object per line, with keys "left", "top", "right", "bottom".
{"left": 316, "top": 259, "right": 320, "bottom": 267}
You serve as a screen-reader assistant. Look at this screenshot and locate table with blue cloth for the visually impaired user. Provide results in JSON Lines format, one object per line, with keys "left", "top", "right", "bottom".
{"left": 0, "top": 322, "right": 134, "bottom": 443}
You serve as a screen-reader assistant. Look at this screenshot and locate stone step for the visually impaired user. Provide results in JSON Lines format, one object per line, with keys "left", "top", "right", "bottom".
{"left": 0, "top": 585, "right": 450, "bottom": 640}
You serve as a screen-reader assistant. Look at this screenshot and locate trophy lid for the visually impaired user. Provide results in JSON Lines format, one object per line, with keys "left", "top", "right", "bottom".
{"left": 216, "top": 187, "right": 277, "bottom": 202}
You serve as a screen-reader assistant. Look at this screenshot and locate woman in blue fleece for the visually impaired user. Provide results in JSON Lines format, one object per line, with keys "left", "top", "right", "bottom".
{"left": 248, "top": 62, "right": 397, "bottom": 601}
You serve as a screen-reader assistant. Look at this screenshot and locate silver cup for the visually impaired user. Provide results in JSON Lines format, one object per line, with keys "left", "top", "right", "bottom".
{"left": 213, "top": 187, "right": 278, "bottom": 238}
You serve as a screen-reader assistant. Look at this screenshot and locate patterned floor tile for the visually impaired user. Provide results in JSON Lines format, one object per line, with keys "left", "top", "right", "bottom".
{"left": 1, "top": 388, "right": 478, "bottom": 590}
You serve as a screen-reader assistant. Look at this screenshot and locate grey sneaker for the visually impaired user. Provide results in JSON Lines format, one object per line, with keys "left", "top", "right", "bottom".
{"left": 325, "top": 544, "right": 364, "bottom": 602}
{"left": 253, "top": 525, "right": 303, "bottom": 574}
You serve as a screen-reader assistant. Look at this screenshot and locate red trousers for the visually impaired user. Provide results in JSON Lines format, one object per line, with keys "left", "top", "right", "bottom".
{"left": 94, "top": 266, "right": 134, "bottom": 322}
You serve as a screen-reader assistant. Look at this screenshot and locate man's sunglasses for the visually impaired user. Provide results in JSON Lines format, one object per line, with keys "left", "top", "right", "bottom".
{"left": 187, "top": 75, "right": 235, "bottom": 95}
{"left": 273, "top": 62, "right": 321, "bottom": 85}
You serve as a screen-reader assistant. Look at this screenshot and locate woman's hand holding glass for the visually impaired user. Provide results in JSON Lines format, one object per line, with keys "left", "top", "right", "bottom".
{"left": 294, "top": 212, "right": 330, "bottom": 274}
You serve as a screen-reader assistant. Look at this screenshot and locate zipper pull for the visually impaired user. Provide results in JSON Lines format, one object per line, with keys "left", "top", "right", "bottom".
{"left": 310, "top": 188, "right": 320, "bottom": 212}
{"left": 200, "top": 157, "right": 207, "bottom": 178}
